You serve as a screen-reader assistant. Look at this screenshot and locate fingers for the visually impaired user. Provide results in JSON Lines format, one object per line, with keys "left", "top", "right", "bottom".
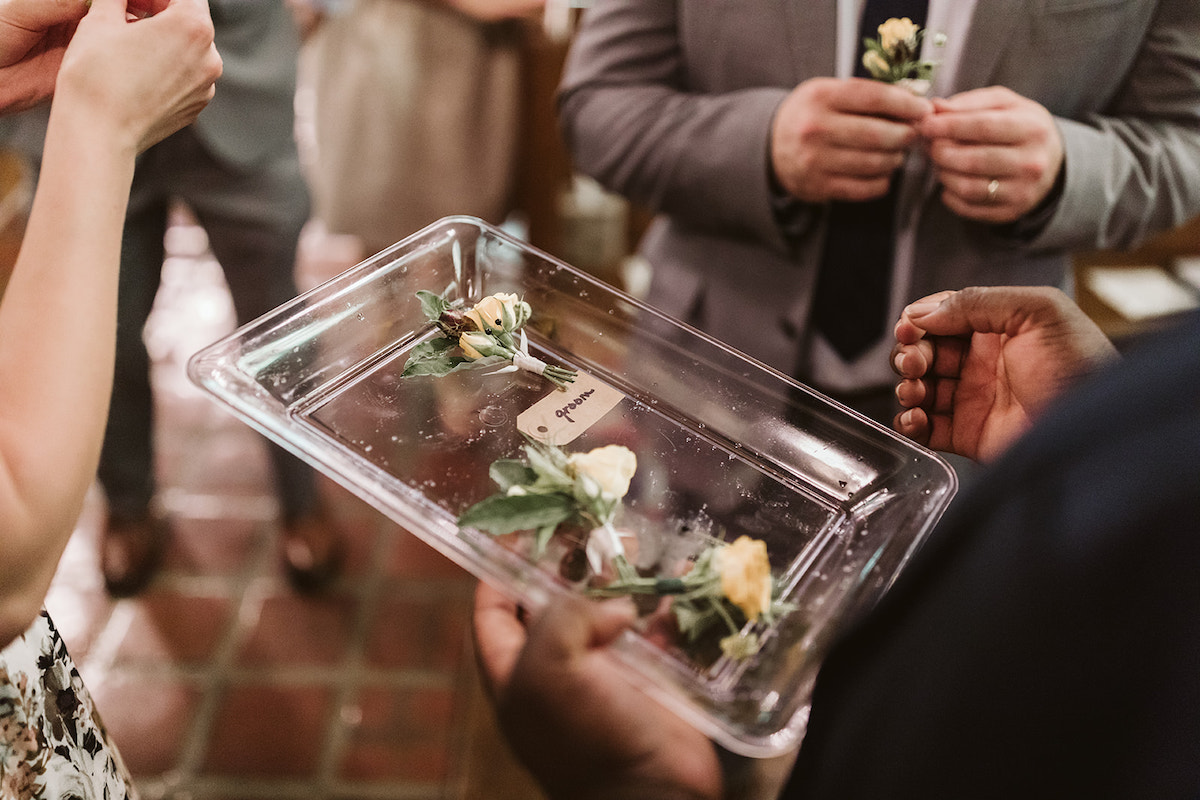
{"left": 84, "top": 0, "right": 132, "bottom": 22}
{"left": 0, "top": 0, "right": 89, "bottom": 33}
{"left": 894, "top": 406, "right": 931, "bottom": 446}
{"left": 473, "top": 582, "right": 637, "bottom": 701}
{"left": 829, "top": 77, "right": 934, "bottom": 122}
{"left": 896, "top": 405, "right": 957, "bottom": 453}
{"left": 772, "top": 77, "right": 931, "bottom": 203}
{"left": 524, "top": 592, "right": 636, "bottom": 660}
{"left": 920, "top": 88, "right": 1063, "bottom": 223}
{"left": 472, "top": 582, "right": 528, "bottom": 699}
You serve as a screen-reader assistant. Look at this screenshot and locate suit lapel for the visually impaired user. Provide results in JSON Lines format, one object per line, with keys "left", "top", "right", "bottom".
{"left": 953, "top": 0, "right": 1023, "bottom": 89}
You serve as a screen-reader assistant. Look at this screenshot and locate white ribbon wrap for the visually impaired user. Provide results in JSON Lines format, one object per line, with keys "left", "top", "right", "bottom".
{"left": 585, "top": 524, "right": 628, "bottom": 575}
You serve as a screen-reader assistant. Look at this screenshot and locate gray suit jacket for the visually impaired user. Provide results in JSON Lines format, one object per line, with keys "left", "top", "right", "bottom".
{"left": 559, "top": 0, "right": 1200, "bottom": 380}
{"left": 197, "top": 0, "right": 302, "bottom": 168}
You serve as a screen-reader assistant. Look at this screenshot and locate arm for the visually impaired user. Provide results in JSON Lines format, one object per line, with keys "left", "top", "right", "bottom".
{"left": 891, "top": 286, "right": 1117, "bottom": 463}
{"left": 473, "top": 582, "right": 723, "bottom": 800}
{"left": 0, "top": 0, "right": 221, "bottom": 646}
{"left": 557, "top": 0, "right": 794, "bottom": 249}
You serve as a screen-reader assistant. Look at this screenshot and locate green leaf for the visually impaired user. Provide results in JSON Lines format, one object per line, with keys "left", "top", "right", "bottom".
{"left": 416, "top": 289, "right": 451, "bottom": 322}
{"left": 533, "top": 523, "right": 558, "bottom": 559}
{"left": 458, "top": 493, "right": 575, "bottom": 536}
{"left": 489, "top": 460, "right": 537, "bottom": 492}
{"left": 524, "top": 441, "right": 572, "bottom": 485}
{"left": 672, "top": 600, "right": 719, "bottom": 641}
{"left": 400, "top": 338, "right": 466, "bottom": 377}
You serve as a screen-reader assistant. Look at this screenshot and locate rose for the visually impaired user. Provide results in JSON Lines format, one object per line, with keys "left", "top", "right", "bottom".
{"left": 459, "top": 330, "right": 506, "bottom": 360}
{"left": 862, "top": 49, "right": 891, "bottom": 80}
{"left": 715, "top": 536, "right": 772, "bottom": 621}
{"left": 567, "top": 444, "right": 637, "bottom": 499}
{"left": 878, "top": 16, "right": 920, "bottom": 54}
{"left": 465, "top": 292, "right": 530, "bottom": 333}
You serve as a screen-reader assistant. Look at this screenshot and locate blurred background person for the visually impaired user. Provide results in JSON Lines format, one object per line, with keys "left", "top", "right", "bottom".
{"left": 0, "top": 0, "right": 219, "bottom": 791}
{"left": 557, "top": 0, "right": 1200, "bottom": 425}
{"left": 98, "top": 0, "right": 344, "bottom": 598}
{"left": 291, "top": 0, "right": 545, "bottom": 261}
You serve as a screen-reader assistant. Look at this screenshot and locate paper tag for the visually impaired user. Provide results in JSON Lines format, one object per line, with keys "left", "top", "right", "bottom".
{"left": 517, "top": 371, "right": 624, "bottom": 445}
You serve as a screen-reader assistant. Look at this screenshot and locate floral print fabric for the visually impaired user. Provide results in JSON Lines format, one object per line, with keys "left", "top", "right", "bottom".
{"left": 1, "top": 610, "right": 133, "bottom": 800}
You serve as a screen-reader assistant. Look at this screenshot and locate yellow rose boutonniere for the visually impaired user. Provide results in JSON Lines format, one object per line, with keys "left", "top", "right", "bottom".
{"left": 590, "top": 534, "right": 792, "bottom": 662}
{"left": 401, "top": 288, "right": 577, "bottom": 389}
{"left": 861, "top": 16, "right": 944, "bottom": 96}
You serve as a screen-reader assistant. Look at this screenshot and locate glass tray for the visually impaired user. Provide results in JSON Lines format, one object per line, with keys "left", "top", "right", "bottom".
{"left": 187, "top": 216, "right": 957, "bottom": 757}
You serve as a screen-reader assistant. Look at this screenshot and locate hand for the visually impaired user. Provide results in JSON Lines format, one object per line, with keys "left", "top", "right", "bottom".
{"left": 770, "top": 77, "right": 933, "bottom": 204}
{"left": 0, "top": 0, "right": 87, "bottom": 111}
{"left": 919, "top": 86, "right": 1064, "bottom": 224}
{"left": 473, "top": 582, "right": 723, "bottom": 800}
{"left": 53, "top": 0, "right": 222, "bottom": 154}
{"left": 892, "top": 286, "right": 1117, "bottom": 462}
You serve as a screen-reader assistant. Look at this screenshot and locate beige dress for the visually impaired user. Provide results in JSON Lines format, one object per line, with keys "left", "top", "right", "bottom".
{"left": 303, "top": 0, "right": 523, "bottom": 255}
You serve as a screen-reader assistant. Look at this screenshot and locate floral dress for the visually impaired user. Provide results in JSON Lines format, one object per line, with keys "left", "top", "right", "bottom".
{"left": 0, "top": 610, "right": 134, "bottom": 799}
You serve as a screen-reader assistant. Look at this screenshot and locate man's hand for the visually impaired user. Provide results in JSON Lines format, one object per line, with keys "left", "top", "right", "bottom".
{"left": 920, "top": 86, "right": 1064, "bottom": 224}
{"left": 473, "top": 582, "right": 723, "bottom": 800}
{"left": 892, "top": 286, "right": 1117, "bottom": 462}
{"left": 770, "top": 76, "right": 932, "bottom": 204}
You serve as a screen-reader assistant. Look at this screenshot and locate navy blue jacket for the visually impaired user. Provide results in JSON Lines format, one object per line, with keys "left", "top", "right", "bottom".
{"left": 784, "top": 313, "right": 1200, "bottom": 798}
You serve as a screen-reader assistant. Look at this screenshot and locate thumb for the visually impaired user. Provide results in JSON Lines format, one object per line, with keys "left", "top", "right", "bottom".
{"left": 82, "top": 0, "right": 132, "bottom": 22}
{"left": 586, "top": 598, "right": 638, "bottom": 649}
{"left": 529, "top": 594, "right": 636, "bottom": 662}
{"left": 905, "top": 286, "right": 1028, "bottom": 339}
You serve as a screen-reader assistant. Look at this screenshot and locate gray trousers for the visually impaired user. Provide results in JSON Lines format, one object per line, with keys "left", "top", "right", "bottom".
{"left": 98, "top": 126, "right": 316, "bottom": 523}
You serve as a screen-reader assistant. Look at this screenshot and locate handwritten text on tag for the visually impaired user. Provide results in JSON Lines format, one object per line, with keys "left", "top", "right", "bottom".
{"left": 516, "top": 371, "right": 624, "bottom": 445}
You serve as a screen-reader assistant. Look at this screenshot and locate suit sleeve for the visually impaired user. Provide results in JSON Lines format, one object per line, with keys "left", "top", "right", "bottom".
{"left": 557, "top": 0, "right": 794, "bottom": 252}
{"left": 1030, "top": 0, "right": 1200, "bottom": 252}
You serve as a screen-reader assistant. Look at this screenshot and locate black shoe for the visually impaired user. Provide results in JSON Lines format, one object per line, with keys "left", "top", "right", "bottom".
{"left": 102, "top": 512, "right": 167, "bottom": 598}
{"left": 279, "top": 508, "right": 345, "bottom": 594}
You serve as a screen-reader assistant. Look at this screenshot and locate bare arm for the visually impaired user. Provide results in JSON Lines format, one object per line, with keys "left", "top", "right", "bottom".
{"left": 0, "top": 0, "right": 220, "bottom": 646}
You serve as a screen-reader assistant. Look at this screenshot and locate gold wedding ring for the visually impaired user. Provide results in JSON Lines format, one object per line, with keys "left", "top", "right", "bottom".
{"left": 986, "top": 178, "right": 1000, "bottom": 203}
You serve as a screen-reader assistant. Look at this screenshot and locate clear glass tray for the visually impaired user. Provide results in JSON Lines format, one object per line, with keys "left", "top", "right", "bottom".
{"left": 187, "top": 216, "right": 957, "bottom": 757}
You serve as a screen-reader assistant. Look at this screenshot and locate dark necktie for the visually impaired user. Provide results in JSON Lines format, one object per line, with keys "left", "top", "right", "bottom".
{"left": 810, "top": 0, "right": 929, "bottom": 361}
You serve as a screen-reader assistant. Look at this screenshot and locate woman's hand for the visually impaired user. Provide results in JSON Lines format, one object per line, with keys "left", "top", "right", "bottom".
{"left": 52, "top": 0, "right": 222, "bottom": 154}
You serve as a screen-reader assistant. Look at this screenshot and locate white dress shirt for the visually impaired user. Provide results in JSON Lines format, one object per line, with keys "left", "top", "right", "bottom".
{"left": 813, "top": 0, "right": 978, "bottom": 394}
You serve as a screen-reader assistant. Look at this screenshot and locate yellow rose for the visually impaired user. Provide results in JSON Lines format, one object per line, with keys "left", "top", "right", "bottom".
{"left": 715, "top": 536, "right": 772, "bottom": 621}
{"left": 459, "top": 331, "right": 495, "bottom": 360}
{"left": 468, "top": 292, "right": 527, "bottom": 332}
{"left": 567, "top": 444, "right": 637, "bottom": 499}
{"left": 862, "top": 49, "right": 891, "bottom": 79}
{"left": 878, "top": 16, "right": 920, "bottom": 54}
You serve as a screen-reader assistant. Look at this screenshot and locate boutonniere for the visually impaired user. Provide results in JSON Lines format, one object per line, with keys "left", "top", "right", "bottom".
{"left": 401, "top": 289, "right": 577, "bottom": 390}
{"left": 861, "top": 16, "right": 944, "bottom": 96}
{"left": 592, "top": 535, "right": 792, "bottom": 661}
{"left": 457, "top": 439, "right": 636, "bottom": 573}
